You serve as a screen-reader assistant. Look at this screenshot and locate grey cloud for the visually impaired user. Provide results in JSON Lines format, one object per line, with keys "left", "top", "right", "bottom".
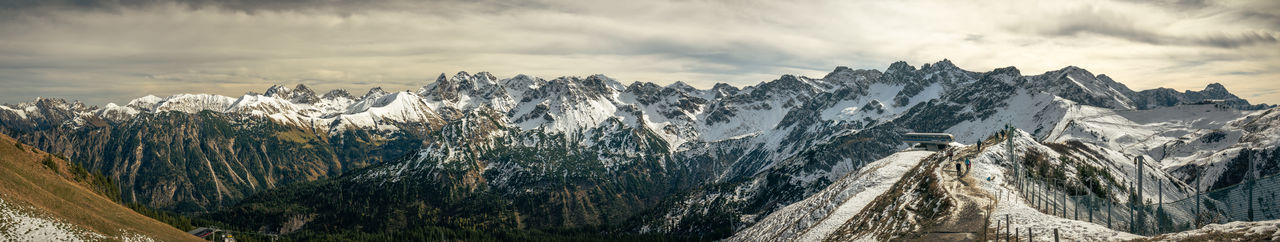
{"left": 1195, "top": 32, "right": 1279, "bottom": 48}
{"left": 964, "top": 34, "right": 984, "bottom": 43}
{"left": 1117, "top": 0, "right": 1208, "bottom": 10}
{"left": 1, "top": 0, "right": 367, "bottom": 12}
{"left": 1042, "top": 7, "right": 1164, "bottom": 43}
{"left": 1032, "top": 6, "right": 1279, "bottom": 48}
{"left": 1238, "top": 10, "right": 1280, "bottom": 29}
{"left": 0, "top": 0, "right": 545, "bottom": 17}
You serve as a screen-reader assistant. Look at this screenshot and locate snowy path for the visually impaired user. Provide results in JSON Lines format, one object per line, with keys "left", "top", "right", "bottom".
{"left": 795, "top": 150, "right": 934, "bottom": 241}
{"left": 915, "top": 145, "right": 998, "bottom": 240}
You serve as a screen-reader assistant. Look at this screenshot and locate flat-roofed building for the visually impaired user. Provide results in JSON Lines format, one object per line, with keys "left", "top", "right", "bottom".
{"left": 904, "top": 132, "right": 954, "bottom": 151}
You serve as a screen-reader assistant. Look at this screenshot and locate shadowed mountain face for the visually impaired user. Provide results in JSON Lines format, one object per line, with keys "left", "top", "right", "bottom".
{"left": 0, "top": 60, "right": 1271, "bottom": 239}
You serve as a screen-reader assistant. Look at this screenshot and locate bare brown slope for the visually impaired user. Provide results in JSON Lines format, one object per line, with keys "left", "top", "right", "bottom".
{"left": 0, "top": 133, "right": 199, "bottom": 241}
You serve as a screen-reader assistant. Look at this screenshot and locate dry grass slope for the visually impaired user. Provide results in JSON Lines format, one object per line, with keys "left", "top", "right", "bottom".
{"left": 0, "top": 133, "right": 200, "bottom": 241}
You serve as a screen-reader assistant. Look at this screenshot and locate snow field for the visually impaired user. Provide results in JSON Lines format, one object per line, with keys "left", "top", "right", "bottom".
{"left": 728, "top": 150, "right": 934, "bottom": 242}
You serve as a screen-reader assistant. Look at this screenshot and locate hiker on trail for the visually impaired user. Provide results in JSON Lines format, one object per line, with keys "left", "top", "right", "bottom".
{"left": 964, "top": 158, "right": 972, "bottom": 176}
{"left": 955, "top": 160, "right": 962, "bottom": 177}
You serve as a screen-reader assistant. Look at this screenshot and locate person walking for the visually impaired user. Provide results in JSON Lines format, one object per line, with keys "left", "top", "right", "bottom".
{"left": 964, "top": 158, "right": 972, "bottom": 176}
{"left": 955, "top": 160, "right": 963, "bottom": 177}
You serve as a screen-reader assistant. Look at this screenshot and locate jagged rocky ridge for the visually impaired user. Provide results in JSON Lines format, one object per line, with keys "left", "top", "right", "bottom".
{"left": 0, "top": 60, "right": 1272, "bottom": 238}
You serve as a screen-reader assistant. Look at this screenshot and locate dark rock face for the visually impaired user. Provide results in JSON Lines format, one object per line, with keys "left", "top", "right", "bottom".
{"left": 322, "top": 89, "right": 353, "bottom": 100}
{"left": 0, "top": 107, "right": 424, "bottom": 213}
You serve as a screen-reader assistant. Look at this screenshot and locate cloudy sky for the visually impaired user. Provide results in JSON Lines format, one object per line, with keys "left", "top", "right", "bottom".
{"left": 1, "top": 0, "right": 1278, "bottom": 106}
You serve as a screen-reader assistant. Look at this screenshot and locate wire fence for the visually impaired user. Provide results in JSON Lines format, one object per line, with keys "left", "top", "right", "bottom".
{"left": 1009, "top": 171, "right": 1280, "bottom": 236}
{"left": 986, "top": 127, "right": 1278, "bottom": 240}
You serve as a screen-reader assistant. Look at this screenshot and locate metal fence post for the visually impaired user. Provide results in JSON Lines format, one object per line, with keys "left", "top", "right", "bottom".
{"left": 1158, "top": 181, "right": 1163, "bottom": 234}
{"left": 1248, "top": 179, "right": 1255, "bottom": 221}
{"left": 1061, "top": 182, "right": 1067, "bottom": 217}
{"left": 1087, "top": 189, "right": 1093, "bottom": 223}
{"left": 1130, "top": 181, "right": 1136, "bottom": 234}
{"left": 1249, "top": 152, "right": 1255, "bottom": 221}
{"left": 1055, "top": 181, "right": 1060, "bottom": 217}
{"left": 1195, "top": 179, "right": 1200, "bottom": 227}
{"left": 1054, "top": 228, "right": 1059, "bottom": 242}
{"left": 1007, "top": 214, "right": 1011, "bottom": 242}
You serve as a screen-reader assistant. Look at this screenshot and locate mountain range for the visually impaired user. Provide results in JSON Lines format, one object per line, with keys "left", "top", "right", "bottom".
{"left": 1, "top": 59, "right": 1275, "bottom": 240}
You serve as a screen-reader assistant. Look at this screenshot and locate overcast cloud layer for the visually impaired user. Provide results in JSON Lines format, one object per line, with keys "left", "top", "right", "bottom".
{"left": 1, "top": 0, "right": 1278, "bottom": 105}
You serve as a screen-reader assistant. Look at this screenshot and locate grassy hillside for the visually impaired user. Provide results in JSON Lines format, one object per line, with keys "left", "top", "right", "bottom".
{"left": 0, "top": 133, "right": 200, "bottom": 241}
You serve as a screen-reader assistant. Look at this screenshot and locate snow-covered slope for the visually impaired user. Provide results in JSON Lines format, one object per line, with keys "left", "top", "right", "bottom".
{"left": 963, "top": 139, "right": 1145, "bottom": 241}
{"left": 729, "top": 150, "right": 933, "bottom": 242}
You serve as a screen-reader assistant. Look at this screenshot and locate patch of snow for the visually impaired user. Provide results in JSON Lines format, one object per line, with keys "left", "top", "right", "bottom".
{"left": 819, "top": 83, "right": 904, "bottom": 121}
{"left": 333, "top": 91, "right": 438, "bottom": 131}
{"left": 697, "top": 99, "right": 789, "bottom": 142}
{"left": 946, "top": 90, "right": 1068, "bottom": 143}
{"left": 0, "top": 197, "right": 106, "bottom": 241}
{"left": 1156, "top": 220, "right": 1280, "bottom": 241}
{"left": 0, "top": 105, "right": 27, "bottom": 119}
{"left": 153, "top": 94, "right": 235, "bottom": 113}
{"left": 125, "top": 95, "right": 164, "bottom": 110}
